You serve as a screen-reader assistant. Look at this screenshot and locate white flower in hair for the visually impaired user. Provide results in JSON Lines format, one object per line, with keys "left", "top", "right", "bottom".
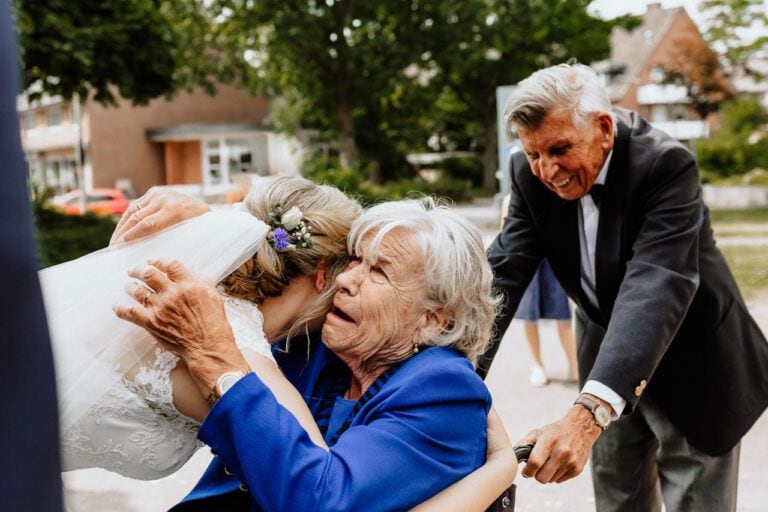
{"left": 281, "top": 206, "right": 303, "bottom": 230}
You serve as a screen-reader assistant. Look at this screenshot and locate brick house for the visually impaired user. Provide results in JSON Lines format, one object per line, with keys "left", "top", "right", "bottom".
{"left": 19, "top": 84, "right": 306, "bottom": 198}
{"left": 593, "top": 3, "right": 734, "bottom": 141}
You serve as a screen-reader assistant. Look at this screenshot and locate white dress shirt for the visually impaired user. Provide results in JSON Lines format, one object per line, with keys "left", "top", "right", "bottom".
{"left": 577, "top": 151, "right": 627, "bottom": 418}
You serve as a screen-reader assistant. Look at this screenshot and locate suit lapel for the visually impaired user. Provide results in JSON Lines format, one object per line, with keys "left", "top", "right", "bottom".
{"left": 595, "top": 117, "right": 630, "bottom": 318}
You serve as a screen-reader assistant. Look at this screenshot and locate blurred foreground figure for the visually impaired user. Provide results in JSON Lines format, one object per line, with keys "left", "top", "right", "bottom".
{"left": 0, "top": 1, "right": 63, "bottom": 510}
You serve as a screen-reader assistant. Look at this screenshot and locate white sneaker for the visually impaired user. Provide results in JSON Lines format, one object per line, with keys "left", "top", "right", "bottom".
{"left": 529, "top": 365, "right": 549, "bottom": 387}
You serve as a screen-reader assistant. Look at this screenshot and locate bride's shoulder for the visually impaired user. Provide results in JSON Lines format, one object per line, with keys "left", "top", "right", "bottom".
{"left": 217, "top": 289, "right": 273, "bottom": 361}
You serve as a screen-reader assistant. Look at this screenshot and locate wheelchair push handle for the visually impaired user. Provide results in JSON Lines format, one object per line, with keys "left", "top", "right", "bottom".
{"left": 513, "top": 444, "right": 534, "bottom": 463}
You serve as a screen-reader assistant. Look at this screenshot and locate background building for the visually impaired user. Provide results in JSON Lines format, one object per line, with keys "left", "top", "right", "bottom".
{"left": 593, "top": 2, "right": 734, "bottom": 142}
{"left": 19, "top": 84, "right": 306, "bottom": 198}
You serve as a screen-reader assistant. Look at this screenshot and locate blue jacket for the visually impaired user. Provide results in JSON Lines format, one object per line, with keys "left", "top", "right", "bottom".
{"left": 171, "top": 340, "right": 490, "bottom": 512}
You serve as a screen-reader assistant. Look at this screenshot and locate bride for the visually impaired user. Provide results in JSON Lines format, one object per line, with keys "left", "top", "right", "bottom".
{"left": 41, "top": 176, "right": 361, "bottom": 480}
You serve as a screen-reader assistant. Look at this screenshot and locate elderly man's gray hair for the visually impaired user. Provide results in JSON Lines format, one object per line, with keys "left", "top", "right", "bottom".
{"left": 504, "top": 62, "right": 613, "bottom": 137}
{"left": 349, "top": 197, "right": 499, "bottom": 366}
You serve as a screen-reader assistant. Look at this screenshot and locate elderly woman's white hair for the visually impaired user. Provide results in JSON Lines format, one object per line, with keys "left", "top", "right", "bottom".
{"left": 504, "top": 62, "right": 614, "bottom": 137}
{"left": 348, "top": 197, "right": 500, "bottom": 366}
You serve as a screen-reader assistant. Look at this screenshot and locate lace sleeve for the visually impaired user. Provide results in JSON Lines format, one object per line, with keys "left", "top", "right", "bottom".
{"left": 221, "top": 293, "right": 276, "bottom": 364}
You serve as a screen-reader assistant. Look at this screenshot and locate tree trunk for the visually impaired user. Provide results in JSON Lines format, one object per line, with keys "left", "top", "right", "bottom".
{"left": 337, "top": 103, "right": 357, "bottom": 169}
{"left": 333, "top": 0, "right": 357, "bottom": 171}
{"left": 482, "top": 119, "right": 498, "bottom": 191}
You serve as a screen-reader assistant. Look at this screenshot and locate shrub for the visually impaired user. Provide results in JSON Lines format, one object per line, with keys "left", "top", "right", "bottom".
{"left": 302, "top": 156, "right": 474, "bottom": 205}
{"left": 438, "top": 156, "right": 484, "bottom": 187}
{"left": 34, "top": 204, "right": 116, "bottom": 268}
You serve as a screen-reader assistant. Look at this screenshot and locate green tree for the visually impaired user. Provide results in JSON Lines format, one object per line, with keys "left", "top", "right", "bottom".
{"left": 210, "top": 0, "right": 446, "bottom": 181}
{"left": 700, "top": 0, "right": 768, "bottom": 77}
{"left": 14, "top": 0, "right": 215, "bottom": 105}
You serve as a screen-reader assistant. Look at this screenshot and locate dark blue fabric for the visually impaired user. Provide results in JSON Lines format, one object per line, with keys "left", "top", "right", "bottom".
{"left": 172, "top": 340, "right": 490, "bottom": 512}
{"left": 514, "top": 258, "right": 571, "bottom": 321}
{"left": 0, "top": 3, "right": 63, "bottom": 509}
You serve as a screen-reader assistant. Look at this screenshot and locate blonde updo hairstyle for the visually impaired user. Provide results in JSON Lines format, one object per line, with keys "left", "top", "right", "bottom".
{"left": 220, "top": 176, "right": 362, "bottom": 339}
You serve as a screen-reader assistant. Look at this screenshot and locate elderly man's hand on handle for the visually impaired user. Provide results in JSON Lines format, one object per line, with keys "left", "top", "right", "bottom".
{"left": 517, "top": 394, "right": 609, "bottom": 484}
{"left": 111, "top": 188, "right": 211, "bottom": 245}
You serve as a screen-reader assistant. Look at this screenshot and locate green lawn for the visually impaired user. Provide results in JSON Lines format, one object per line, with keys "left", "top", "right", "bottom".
{"left": 720, "top": 245, "right": 768, "bottom": 300}
{"left": 710, "top": 208, "right": 768, "bottom": 224}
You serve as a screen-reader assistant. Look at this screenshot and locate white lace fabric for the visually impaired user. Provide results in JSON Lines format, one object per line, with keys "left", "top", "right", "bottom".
{"left": 61, "top": 294, "right": 273, "bottom": 480}
{"left": 40, "top": 210, "right": 273, "bottom": 480}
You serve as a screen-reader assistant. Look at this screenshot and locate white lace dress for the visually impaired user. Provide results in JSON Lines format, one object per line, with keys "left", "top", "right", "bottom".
{"left": 39, "top": 209, "right": 271, "bottom": 480}
{"left": 60, "top": 294, "right": 273, "bottom": 480}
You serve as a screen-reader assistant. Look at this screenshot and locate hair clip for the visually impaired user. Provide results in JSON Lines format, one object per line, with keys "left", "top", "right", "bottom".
{"left": 267, "top": 203, "right": 313, "bottom": 252}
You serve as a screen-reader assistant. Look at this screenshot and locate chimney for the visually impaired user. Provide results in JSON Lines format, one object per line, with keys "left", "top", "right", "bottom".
{"left": 647, "top": 2, "right": 662, "bottom": 13}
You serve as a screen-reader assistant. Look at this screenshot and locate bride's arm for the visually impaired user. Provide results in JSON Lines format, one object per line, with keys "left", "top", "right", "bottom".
{"left": 409, "top": 407, "right": 518, "bottom": 512}
{"left": 111, "top": 188, "right": 210, "bottom": 245}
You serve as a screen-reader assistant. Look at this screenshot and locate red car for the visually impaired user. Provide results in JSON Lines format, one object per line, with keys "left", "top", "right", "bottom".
{"left": 51, "top": 188, "right": 130, "bottom": 216}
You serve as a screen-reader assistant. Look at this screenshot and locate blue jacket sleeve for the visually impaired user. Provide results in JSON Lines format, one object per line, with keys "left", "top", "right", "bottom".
{"left": 198, "top": 351, "right": 489, "bottom": 512}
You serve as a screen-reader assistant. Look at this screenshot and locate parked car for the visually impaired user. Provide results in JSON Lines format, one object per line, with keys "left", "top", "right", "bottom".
{"left": 50, "top": 188, "right": 130, "bottom": 216}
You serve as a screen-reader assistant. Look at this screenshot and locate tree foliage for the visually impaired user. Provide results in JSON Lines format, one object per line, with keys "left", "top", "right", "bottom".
{"left": 209, "top": 0, "right": 624, "bottom": 184}
{"left": 699, "top": 0, "right": 768, "bottom": 77}
{"left": 14, "top": 0, "right": 215, "bottom": 105}
{"left": 661, "top": 36, "right": 735, "bottom": 119}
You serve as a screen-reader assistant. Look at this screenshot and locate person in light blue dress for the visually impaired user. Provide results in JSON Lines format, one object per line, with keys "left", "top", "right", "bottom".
{"left": 514, "top": 258, "right": 577, "bottom": 386}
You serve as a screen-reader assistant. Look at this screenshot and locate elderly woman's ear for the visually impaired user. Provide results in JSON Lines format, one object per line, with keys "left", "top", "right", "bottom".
{"left": 420, "top": 308, "right": 450, "bottom": 340}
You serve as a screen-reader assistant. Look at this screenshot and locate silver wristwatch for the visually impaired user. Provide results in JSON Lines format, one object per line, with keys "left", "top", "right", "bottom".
{"left": 574, "top": 395, "right": 612, "bottom": 430}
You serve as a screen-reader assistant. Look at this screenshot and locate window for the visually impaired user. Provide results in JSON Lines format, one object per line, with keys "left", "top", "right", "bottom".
{"left": 46, "top": 107, "right": 61, "bottom": 127}
{"left": 650, "top": 104, "right": 669, "bottom": 123}
{"left": 22, "top": 112, "right": 36, "bottom": 131}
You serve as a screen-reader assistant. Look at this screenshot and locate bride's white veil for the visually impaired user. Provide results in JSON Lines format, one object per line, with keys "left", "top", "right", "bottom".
{"left": 39, "top": 208, "right": 268, "bottom": 434}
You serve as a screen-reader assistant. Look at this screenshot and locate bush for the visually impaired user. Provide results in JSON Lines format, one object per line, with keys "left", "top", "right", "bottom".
{"left": 698, "top": 136, "right": 768, "bottom": 179}
{"left": 34, "top": 204, "right": 116, "bottom": 268}
{"left": 438, "top": 156, "right": 484, "bottom": 187}
{"left": 303, "top": 156, "right": 474, "bottom": 205}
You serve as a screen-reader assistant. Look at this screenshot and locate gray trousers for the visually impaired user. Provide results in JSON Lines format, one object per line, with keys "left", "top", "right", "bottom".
{"left": 591, "top": 397, "right": 740, "bottom": 512}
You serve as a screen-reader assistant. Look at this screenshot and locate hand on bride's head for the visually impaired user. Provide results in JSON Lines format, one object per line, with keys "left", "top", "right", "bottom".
{"left": 114, "top": 258, "right": 249, "bottom": 393}
{"left": 111, "top": 188, "right": 210, "bottom": 245}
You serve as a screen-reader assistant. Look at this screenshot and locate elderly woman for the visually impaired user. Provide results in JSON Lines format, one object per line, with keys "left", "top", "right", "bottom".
{"left": 115, "top": 196, "right": 504, "bottom": 511}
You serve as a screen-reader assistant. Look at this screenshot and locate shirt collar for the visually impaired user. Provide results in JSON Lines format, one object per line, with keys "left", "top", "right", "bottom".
{"left": 594, "top": 150, "right": 612, "bottom": 186}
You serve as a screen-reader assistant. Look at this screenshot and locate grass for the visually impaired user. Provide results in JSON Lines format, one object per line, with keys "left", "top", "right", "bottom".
{"left": 719, "top": 245, "right": 768, "bottom": 300}
{"left": 710, "top": 208, "right": 768, "bottom": 224}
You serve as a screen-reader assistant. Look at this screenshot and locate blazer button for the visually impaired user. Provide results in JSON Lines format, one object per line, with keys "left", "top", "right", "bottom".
{"left": 224, "top": 466, "right": 233, "bottom": 476}
{"left": 634, "top": 379, "right": 647, "bottom": 397}
{"left": 501, "top": 496, "right": 511, "bottom": 508}
{"left": 239, "top": 483, "right": 249, "bottom": 492}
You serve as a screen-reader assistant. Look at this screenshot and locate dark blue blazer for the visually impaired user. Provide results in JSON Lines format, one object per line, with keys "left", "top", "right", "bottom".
{"left": 0, "top": 2, "right": 63, "bottom": 509}
{"left": 171, "top": 341, "right": 490, "bottom": 512}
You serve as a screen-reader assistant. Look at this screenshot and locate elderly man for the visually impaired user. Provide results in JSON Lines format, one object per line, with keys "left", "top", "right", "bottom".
{"left": 479, "top": 63, "right": 768, "bottom": 511}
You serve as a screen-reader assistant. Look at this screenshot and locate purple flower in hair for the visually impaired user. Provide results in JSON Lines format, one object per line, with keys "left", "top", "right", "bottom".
{"left": 272, "top": 227, "right": 291, "bottom": 250}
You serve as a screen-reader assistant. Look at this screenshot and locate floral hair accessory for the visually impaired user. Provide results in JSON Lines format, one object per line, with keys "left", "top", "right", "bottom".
{"left": 267, "top": 203, "right": 313, "bottom": 252}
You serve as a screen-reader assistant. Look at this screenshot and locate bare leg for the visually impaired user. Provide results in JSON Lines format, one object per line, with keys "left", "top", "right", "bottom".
{"left": 556, "top": 319, "right": 578, "bottom": 381}
{"left": 523, "top": 321, "right": 548, "bottom": 386}
{"left": 523, "top": 321, "right": 544, "bottom": 367}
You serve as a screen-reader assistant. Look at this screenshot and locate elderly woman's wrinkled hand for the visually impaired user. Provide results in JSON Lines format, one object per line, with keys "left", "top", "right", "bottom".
{"left": 114, "top": 258, "right": 249, "bottom": 392}
{"left": 111, "top": 188, "right": 210, "bottom": 245}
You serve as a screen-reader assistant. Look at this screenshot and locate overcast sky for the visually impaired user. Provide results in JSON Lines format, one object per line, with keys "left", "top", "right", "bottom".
{"left": 588, "top": 0, "right": 705, "bottom": 26}
{"left": 588, "top": 0, "right": 767, "bottom": 40}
